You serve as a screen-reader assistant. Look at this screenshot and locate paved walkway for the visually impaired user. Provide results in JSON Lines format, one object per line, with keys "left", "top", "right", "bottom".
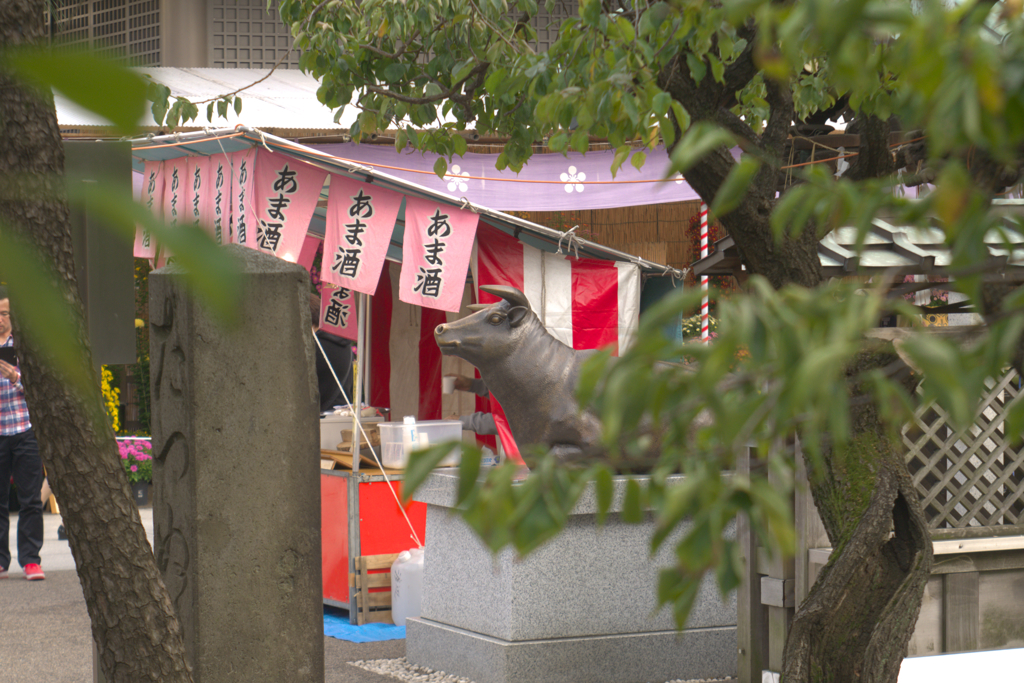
{"left": 1, "top": 508, "right": 404, "bottom": 682}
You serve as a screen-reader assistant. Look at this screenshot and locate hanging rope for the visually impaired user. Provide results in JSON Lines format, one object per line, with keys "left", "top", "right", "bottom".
{"left": 313, "top": 332, "right": 424, "bottom": 549}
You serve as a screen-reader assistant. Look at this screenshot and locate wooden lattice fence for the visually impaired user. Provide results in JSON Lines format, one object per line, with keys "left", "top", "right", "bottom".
{"left": 738, "top": 370, "right": 1024, "bottom": 681}
{"left": 903, "top": 370, "right": 1024, "bottom": 531}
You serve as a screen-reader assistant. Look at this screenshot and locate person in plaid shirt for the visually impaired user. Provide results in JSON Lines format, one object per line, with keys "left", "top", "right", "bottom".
{"left": 0, "top": 286, "right": 44, "bottom": 581}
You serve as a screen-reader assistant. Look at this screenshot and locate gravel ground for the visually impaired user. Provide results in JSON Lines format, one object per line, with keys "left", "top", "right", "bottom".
{"left": 349, "top": 658, "right": 737, "bottom": 683}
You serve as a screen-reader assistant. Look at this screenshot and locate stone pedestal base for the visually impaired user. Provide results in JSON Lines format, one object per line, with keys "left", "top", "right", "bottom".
{"left": 408, "top": 617, "right": 736, "bottom": 683}
{"left": 407, "top": 471, "right": 738, "bottom": 683}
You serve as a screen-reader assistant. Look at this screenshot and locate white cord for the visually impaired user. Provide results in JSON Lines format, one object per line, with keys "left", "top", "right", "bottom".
{"left": 313, "top": 331, "right": 424, "bottom": 548}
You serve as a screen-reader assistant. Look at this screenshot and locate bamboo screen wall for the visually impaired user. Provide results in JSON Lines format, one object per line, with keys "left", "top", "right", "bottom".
{"left": 511, "top": 202, "right": 703, "bottom": 271}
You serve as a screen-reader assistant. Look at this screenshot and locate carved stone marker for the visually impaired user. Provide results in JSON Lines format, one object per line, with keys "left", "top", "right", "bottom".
{"left": 150, "top": 245, "right": 323, "bottom": 682}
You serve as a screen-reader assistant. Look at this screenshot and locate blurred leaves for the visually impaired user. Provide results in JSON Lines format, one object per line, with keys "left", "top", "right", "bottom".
{"left": 283, "top": 0, "right": 1024, "bottom": 633}
{"left": 1, "top": 49, "right": 244, "bottom": 386}
{"left": 64, "top": 180, "right": 244, "bottom": 326}
{"left": 0, "top": 222, "right": 92, "bottom": 392}
{"left": 7, "top": 47, "right": 147, "bottom": 134}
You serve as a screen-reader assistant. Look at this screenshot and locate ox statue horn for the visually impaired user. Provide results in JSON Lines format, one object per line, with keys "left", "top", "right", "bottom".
{"left": 479, "top": 285, "right": 532, "bottom": 310}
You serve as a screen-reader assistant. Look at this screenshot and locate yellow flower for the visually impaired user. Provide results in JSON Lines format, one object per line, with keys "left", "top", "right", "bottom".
{"left": 101, "top": 365, "right": 120, "bottom": 433}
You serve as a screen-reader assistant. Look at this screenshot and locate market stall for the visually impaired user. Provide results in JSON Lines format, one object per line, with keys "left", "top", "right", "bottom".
{"left": 129, "top": 126, "right": 685, "bottom": 622}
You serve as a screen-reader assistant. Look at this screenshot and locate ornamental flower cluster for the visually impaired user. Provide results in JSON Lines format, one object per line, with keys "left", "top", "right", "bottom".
{"left": 118, "top": 438, "right": 153, "bottom": 485}
{"left": 101, "top": 366, "right": 120, "bottom": 433}
{"left": 682, "top": 314, "right": 719, "bottom": 341}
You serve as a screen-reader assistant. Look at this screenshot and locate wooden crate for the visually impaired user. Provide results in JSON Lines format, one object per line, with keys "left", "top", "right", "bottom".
{"left": 348, "top": 553, "right": 399, "bottom": 625}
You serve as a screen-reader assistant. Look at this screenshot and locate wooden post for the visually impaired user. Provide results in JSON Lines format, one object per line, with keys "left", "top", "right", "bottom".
{"left": 737, "top": 444, "right": 767, "bottom": 683}
{"left": 794, "top": 444, "right": 829, "bottom": 607}
{"left": 944, "top": 572, "right": 980, "bottom": 652}
{"left": 764, "top": 439, "right": 796, "bottom": 673}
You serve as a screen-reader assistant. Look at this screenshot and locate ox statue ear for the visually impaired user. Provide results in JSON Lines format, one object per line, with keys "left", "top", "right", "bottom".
{"left": 507, "top": 306, "right": 529, "bottom": 328}
{"left": 479, "top": 285, "right": 531, "bottom": 311}
{"left": 467, "top": 304, "right": 491, "bottom": 312}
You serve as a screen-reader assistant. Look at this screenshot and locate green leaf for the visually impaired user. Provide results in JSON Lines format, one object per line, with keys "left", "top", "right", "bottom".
{"left": 149, "top": 82, "right": 170, "bottom": 127}
{"left": 234, "top": 96, "right": 243, "bottom": 116}
{"left": 594, "top": 466, "right": 614, "bottom": 525}
{"left": 570, "top": 129, "right": 590, "bottom": 154}
{"left": 65, "top": 181, "right": 243, "bottom": 325}
{"left": 0, "top": 223, "right": 92, "bottom": 393}
{"left": 384, "top": 63, "right": 407, "bottom": 83}
{"left": 709, "top": 157, "right": 761, "bottom": 217}
{"left": 630, "top": 150, "right": 647, "bottom": 172}
{"left": 402, "top": 442, "right": 460, "bottom": 503}
{"left": 611, "top": 145, "right": 631, "bottom": 177}
{"left": 457, "top": 445, "right": 483, "bottom": 504}
{"left": 452, "top": 134, "right": 468, "bottom": 156}
{"left": 395, "top": 128, "right": 409, "bottom": 151}
{"left": 433, "top": 156, "right": 448, "bottom": 179}
{"left": 622, "top": 478, "right": 645, "bottom": 523}
{"left": 708, "top": 53, "right": 725, "bottom": 84}
{"left": 657, "top": 568, "right": 700, "bottom": 629}
{"left": 652, "top": 91, "right": 672, "bottom": 116}
{"left": 669, "top": 102, "right": 691, "bottom": 133}
{"left": 614, "top": 16, "right": 635, "bottom": 42}
{"left": 667, "top": 122, "right": 734, "bottom": 178}
{"left": 1003, "top": 392, "right": 1024, "bottom": 446}
{"left": 715, "top": 541, "right": 743, "bottom": 595}
{"left": 686, "top": 53, "right": 707, "bottom": 84}
{"left": 10, "top": 48, "right": 147, "bottom": 134}
{"left": 548, "top": 131, "right": 569, "bottom": 152}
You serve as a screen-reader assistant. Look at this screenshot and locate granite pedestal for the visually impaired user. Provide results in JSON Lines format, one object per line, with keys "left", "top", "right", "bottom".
{"left": 406, "top": 472, "right": 737, "bottom": 683}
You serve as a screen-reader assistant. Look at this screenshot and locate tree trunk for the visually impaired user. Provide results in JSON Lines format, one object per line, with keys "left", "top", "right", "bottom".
{"left": 0, "top": 2, "right": 193, "bottom": 681}
{"left": 782, "top": 347, "right": 933, "bottom": 682}
{"left": 662, "top": 43, "right": 933, "bottom": 675}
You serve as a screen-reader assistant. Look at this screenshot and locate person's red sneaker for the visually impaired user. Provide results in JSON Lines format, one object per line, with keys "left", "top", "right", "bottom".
{"left": 24, "top": 563, "right": 45, "bottom": 581}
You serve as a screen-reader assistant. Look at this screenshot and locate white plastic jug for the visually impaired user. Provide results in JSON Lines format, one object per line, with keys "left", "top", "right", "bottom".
{"left": 390, "top": 547, "right": 424, "bottom": 626}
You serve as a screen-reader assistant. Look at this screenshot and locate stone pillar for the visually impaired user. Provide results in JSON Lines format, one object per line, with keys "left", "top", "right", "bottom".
{"left": 150, "top": 245, "right": 323, "bottom": 682}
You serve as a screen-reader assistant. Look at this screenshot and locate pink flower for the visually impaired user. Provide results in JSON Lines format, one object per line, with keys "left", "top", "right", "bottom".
{"left": 130, "top": 465, "right": 138, "bottom": 472}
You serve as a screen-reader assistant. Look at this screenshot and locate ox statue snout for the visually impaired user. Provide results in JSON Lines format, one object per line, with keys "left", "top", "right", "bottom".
{"left": 434, "top": 323, "right": 460, "bottom": 355}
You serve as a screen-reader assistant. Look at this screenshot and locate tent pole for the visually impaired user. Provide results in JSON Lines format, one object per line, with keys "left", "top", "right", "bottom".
{"left": 351, "top": 292, "right": 366, "bottom": 473}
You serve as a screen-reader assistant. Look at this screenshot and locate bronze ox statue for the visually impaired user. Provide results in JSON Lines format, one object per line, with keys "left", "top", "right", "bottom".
{"left": 434, "top": 285, "right": 605, "bottom": 464}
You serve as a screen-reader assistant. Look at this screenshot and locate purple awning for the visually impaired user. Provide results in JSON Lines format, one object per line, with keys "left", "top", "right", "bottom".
{"left": 310, "top": 143, "right": 703, "bottom": 211}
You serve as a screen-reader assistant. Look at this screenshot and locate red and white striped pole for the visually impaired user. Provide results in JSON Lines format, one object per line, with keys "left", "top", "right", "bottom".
{"left": 700, "top": 202, "right": 709, "bottom": 343}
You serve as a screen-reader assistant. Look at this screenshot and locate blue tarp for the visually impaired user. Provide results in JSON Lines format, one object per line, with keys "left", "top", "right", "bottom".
{"left": 323, "top": 606, "right": 406, "bottom": 643}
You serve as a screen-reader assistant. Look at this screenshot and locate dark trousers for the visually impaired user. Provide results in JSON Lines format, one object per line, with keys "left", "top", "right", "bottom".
{"left": 0, "top": 428, "right": 43, "bottom": 569}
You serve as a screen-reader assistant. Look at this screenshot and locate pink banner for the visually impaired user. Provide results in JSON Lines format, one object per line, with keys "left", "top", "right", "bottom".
{"left": 187, "top": 156, "right": 211, "bottom": 233}
{"left": 230, "top": 148, "right": 256, "bottom": 248}
{"left": 319, "top": 284, "right": 357, "bottom": 341}
{"left": 298, "top": 234, "right": 322, "bottom": 273}
{"left": 399, "top": 196, "right": 479, "bottom": 312}
{"left": 135, "top": 160, "right": 162, "bottom": 258}
{"left": 157, "top": 156, "right": 190, "bottom": 268}
{"left": 322, "top": 174, "right": 402, "bottom": 295}
{"left": 205, "top": 155, "right": 232, "bottom": 245}
{"left": 251, "top": 150, "right": 327, "bottom": 262}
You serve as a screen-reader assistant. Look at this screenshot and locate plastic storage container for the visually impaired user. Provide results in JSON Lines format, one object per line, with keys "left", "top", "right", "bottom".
{"left": 377, "top": 419, "right": 462, "bottom": 469}
{"left": 390, "top": 547, "right": 425, "bottom": 626}
{"left": 319, "top": 414, "right": 382, "bottom": 451}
